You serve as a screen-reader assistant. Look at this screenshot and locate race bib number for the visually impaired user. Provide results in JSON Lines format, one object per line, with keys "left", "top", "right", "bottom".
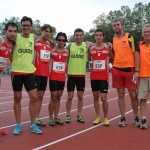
{"left": 93, "top": 60, "right": 105, "bottom": 70}
{"left": 53, "top": 62, "right": 65, "bottom": 73}
{"left": 0, "top": 57, "right": 7, "bottom": 67}
{"left": 40, "top": 50, "right": 50, "bottom": 62}
{"left": 0, "top": 57, "right": 8, "bottom": 72}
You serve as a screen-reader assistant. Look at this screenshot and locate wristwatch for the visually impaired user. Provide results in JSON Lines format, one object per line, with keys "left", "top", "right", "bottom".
{"left": 134, "top": 70, "right": 139, "bottom": 72}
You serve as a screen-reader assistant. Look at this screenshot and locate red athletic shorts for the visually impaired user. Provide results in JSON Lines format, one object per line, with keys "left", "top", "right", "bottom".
{"left": 111, "top": 67, "right": 137, "bottom": 90}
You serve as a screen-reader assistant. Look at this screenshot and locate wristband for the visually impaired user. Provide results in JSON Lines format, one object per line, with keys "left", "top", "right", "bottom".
{"left": 134, "top": 70, "right": 139, "bottom": 73}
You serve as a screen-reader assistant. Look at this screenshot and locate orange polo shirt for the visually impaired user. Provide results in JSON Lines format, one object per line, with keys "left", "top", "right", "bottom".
{"left": 139, "top": 41, "right": 150, "bottom": 77}
{"left": 113, "top": 33, "right": 135, "bottom": 68}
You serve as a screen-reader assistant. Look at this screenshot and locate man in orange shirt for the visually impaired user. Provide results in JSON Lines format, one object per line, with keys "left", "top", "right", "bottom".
{"left": 138, "top": 24, "right": 150, "bottom": 129}
{"left": 110, "top": 18, "right": 140, "bottom": 127}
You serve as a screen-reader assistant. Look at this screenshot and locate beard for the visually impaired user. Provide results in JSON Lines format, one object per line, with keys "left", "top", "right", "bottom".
{"left": 6, "top": 36, "right": 14, "bottom": 43}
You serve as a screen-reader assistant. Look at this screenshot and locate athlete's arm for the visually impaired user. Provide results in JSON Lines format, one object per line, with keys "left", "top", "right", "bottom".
{"left": 0, "top": 38, "right": 2, "bottom": 47}
{"left": 86, "top": 41, "right": 94, "bottom": 49}
{"left": 66, "top": 43, "right": 71, "bottom": 57}
{"left": 106, "top": 42, "right": 112, "bottom": 50}
{"left": 65, "top": 48, "right": 69, "bottom": 56}
{"left": 130, "top": 34, "right": 140, "bottom": 80}
{"left": 134, "top": 51, "right": 139, "bottom": 80}
{"left": 34, "top": 34, "right": 55, "bottom": 48}
{"left": 88, "top": 46, "right": 92, "bottom": 60}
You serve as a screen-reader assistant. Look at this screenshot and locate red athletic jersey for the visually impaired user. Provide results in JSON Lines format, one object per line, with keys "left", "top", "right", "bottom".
{"left": 0, "top": 36, "right": 13, "bottom": 72}
{"left": 90, "top": 45, "right": 109, "bottom": 80}
{"left": 49, "top": 49, "right": 68, "bottom": 82}
{"left": 34, "top": 40, "right": 51, "bottom": 77}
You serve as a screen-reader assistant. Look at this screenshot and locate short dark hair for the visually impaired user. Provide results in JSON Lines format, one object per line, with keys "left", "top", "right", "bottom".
{"left": 5, "top": 22, "right": 18, "bottom": 31}
{"left": 94, "top": 28, "right": 105, "bottom": 36}
{"left": 112, "top": 18, "right": 124, "bottom": 25}
{"left": 41, "top": 24, "right": 52, "bottom": 32}
{"left": 74, "top": 28, "right": 84, "bottom": 35}
{"left": 21, "top": 16, "right": 33, "bottom": 26}
{"left": 55, "top": 32, "right": 68, "bottom": 42}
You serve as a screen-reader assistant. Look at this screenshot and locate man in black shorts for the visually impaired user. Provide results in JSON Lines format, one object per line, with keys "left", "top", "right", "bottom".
{"left": 65, "top": 28, "right": 92, "bottom": 123}
{"left": 11, "top": 16, "right": 42, "bottom": 134}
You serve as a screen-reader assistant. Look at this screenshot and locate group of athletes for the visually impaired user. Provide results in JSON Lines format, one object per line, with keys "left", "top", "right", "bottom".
{"left": 0, "top": 16, "right": 150, "bottom": 135}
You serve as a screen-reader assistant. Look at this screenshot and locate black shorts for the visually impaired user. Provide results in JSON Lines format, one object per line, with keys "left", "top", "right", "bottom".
{"left": 11, "top": 74, "right": 37, "bottom": 92}
{"left": 35, "top": 76, "right": 48, "bottom": 91}
{"left": 67, "top": 77, "right": 85, "bottom": 91}
{"left": 49, "top": 80, "right": 65, "bottom": 91}
{"left": 91, "top": 80, "right": 108, "bottom": 93}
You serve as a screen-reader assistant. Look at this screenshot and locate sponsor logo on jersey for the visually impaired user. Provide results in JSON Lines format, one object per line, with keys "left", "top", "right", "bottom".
{"left": 29, "top": 41, "right": 33, "bottom": 47}
{"left": 80, "top": 48, "right": 84, "bottom": 53}
{"left": 18, "top": 48, "right": 33, "bottom": 54}
{"left": 71, "top": 54, "right": 84, "bottom": 59}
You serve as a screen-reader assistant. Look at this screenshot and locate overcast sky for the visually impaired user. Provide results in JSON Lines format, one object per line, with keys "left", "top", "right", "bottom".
{"left": 0, "top": 0, "right": 149, "bottom": 36}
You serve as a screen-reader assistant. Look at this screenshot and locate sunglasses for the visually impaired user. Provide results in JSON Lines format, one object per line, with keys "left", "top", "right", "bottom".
{"left": 57, "top": 39, "right": 66, "bottom": 42}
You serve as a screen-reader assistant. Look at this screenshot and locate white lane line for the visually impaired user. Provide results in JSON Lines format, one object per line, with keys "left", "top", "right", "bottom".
{"left": 33, "top": 101, "right": 148, "bottom": 150}
{"left": 0, "top": 87, "right": 92, "bottom": 100}
{"left": 0, "top": 88, "right": 114, "bottom": 105}
{"left": 0, "top": 93, "right": 128, "bottom": 129}
{"left": 0, "top": 87, "right": 92, "bottom": 104}
{"left": 0, "top": 82, "right": 113, "bottom": 99}
{"left": 0, "top": 89, "right": 115, "bottom": 113}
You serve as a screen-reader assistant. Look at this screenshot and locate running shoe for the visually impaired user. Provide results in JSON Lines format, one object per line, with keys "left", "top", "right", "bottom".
{"left": 35, "top": 120, "right": 47, "bottom": 126}
{"left": 118, "top": 116, "right": 127, "bottom": 127}
{"left": 93, "top": 117, "right": 101, "bottom": 125}
{"left": 104, "top": 118, "right": 110, "bottom": 126}
{"left": 140, "top": 118, "right": 148, "bottom": 129}
{"left": 0, "top": 130, "right": 7, "bottom": 135}
{"left": 77, "top": 115, "right": 85, "bottom": 123}
{"left": 134, "top": 116, "right": 140, "bottom": 127}
{"left": 54, "top": 118, "right": 64, "bottom": 124}
{"left": 30, "top": 124, "right": 42, "bottom": 134}
{"left": 65, "top": 115, "right": 71, "bottom": 123}
{"left": 13, "top": 124, "right": 22, "bottom": 135}
{"left": 48, "top": 118, "right": 55, "bottom": 126}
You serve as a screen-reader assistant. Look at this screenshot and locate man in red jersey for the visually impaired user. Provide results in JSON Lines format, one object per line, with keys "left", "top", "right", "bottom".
{"left": 88, "top": 29, "right": 111, "bottom": 126}
{"left": 0, "top": 22, "right": 18, "bottom": 134}
{"left": 34, "top": 24, "right": 52, "bottom": 126}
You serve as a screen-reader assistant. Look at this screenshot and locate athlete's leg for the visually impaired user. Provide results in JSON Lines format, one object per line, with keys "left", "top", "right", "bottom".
{"left": 12, "top": 75, "right": 23, "bottom": 124}
{"left": 76, "top": 77, "right": 85, "bottom": 116}
{"left": 77, "top": 91, "right": 84, "bottom": 116}
{"left": 66, "top": 77, "right": 75, "bottom": 115}
{"left": 13, "top": 91, "right": 22, "bottom": 124}
{"left": 117, "top": 88, "right": 126, "bottom": 117}
{"left": 140, "top": 99, "right": 147, "bottom": 117}
{"left": 54, "top": 90, "right": 63, "bottom": 118}
{"left": 49, "top": 91, "right": 57, "bottom": 118}
{"left": 24, "top": 75, "right": 38, "bottom": 125}
{"left": 100, "top": 93, "right": 108, "bottom": 118}
{"left": 128, "top": 90, "right": 138, "bottom": 117}
{"left": 36, "top": 90, "right": 45, "bottom": 118}
{"left": 66, "top": 91, "right": 74, "bottom": 115}
{"left": 28, "top": 89, "right": 38, "bottom": 125}
{"left": 93, "top": 91, "right": 100, "bottom": 117}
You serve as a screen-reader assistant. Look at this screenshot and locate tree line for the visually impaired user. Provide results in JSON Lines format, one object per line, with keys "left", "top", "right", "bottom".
{"left": 0, "top": 17, "right": 56, "bottom": 39}
{"left": 0, "top": 2, "right": 150, "bottom": 42}
{"left": 68, "top": 2, "right": 150, "bottom": 42}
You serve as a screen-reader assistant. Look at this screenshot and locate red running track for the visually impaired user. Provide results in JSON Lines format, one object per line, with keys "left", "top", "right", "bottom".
{"left": 0, "top": 73, "right": 150, "bottom": 150}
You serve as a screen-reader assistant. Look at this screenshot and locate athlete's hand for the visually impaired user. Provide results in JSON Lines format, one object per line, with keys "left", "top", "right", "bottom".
{"left": 107, "top": 42, "right": 112, "bottom": 50}
{"left": 134, "top": 72, "right": 139, "bottom": 81}
{"left": 49, "top": 39, "right": 56, "bottom": 48}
